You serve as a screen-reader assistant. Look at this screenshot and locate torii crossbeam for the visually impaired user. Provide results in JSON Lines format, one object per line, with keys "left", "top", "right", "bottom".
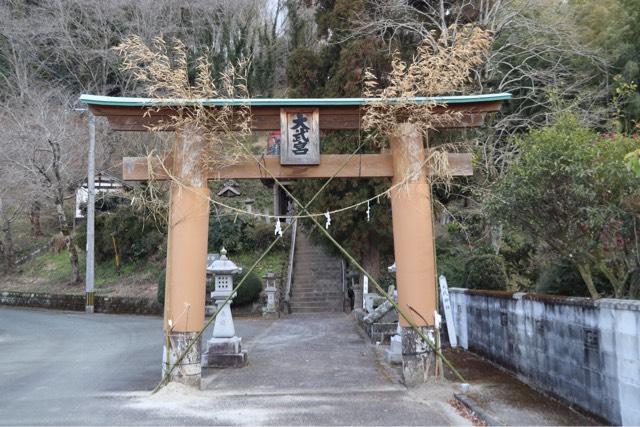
{"left": 80, "top": 93, "right": 510, "bottom": 387}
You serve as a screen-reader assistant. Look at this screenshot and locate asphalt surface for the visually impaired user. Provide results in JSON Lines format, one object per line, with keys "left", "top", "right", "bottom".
{"left": 0, "top": 307, "right": 467, "bottom": 426}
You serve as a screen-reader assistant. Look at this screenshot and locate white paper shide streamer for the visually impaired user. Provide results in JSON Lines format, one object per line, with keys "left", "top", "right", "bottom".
{"left": 274, "top": 218, "right": 283, "bottom": 237}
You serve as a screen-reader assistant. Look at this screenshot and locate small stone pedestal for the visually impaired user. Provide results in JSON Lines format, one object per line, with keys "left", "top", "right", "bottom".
{"left": 203, "top": 248, "right": 248, "bottom": 369}
{"left": 262, "top": 271, "right": 279, "bottom": 319}
{"left": 385, "top": 324, "right": 403, "bottom": 364}
{"left": 206, "top": 336, "right": 247, "bottom": 368}
{"left": 401, "top": 326, "right": 435, "bottom": 387}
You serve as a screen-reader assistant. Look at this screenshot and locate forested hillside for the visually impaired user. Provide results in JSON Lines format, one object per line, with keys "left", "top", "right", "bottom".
{"left": 0, "top": 0, "right": 639, "bottom": 298}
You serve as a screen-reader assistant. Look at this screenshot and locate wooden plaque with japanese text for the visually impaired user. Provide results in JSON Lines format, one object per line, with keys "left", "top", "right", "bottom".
{"left": 280, "top": 108, "right": 320, "bottom": 165}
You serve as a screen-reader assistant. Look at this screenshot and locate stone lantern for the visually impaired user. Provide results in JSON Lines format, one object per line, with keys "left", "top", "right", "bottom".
{"left": 262, "top": 271, "right": 278, "bottom": 318}
{"left": 204, "top": 248, "right": 248, "bottom": 368}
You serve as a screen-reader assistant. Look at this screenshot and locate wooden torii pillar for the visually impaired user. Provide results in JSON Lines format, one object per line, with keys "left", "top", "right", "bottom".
{"left": 162, "top": 129, "right": 210, "bottom": 386}
{"left": 81, "top": 93, "right": 510, "bottom": 387}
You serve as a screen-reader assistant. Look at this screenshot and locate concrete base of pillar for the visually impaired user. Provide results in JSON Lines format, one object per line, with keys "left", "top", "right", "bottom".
{"left": 401, "top": 326, "right": 435, "bottom": 387}
{"left": 162, "top": 331, "right": 202, "bottom": 388}
{"left": 204, "top": 336, "right": 248, "bottom": 368}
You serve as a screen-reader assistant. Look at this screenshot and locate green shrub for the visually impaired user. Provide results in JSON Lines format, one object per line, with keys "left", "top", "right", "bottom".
{"left": 463, "top": 254, "right": 508, "bottom": 291}
{"left": 377, "top": 270, "right": 396, "bottom": 293}
{"left": 499, "top": 231, "right": 537, "bottom": 290}
{"left": 436, "top": 235, "right": 469, "bottom": 286}
{"left": 155, "top": 267, "right": 262, "bottom": 307}
{"left": 250, "top": 222, "right": 277, "bottom": 250}
{"left": 535, "top": 260, "right": 612, "bottom": 297}
{"left": 208, "top": 216, "right": 255, "bottom": 253}
{"left": 157, "top": 269, "right": 166, "bottom": 304}
{"left": 233, "top": 269, "right": 262, "bottom": 306}
{"left": 76, "top": 205, "right": 165, "bottom": 264}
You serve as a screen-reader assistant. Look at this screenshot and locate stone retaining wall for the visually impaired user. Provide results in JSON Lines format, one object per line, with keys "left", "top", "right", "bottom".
{"left": 449, "top": 288, "right": 640, "bottom": 426}
{"left": 0, "top": 291, "right": 163, "bottom": 315}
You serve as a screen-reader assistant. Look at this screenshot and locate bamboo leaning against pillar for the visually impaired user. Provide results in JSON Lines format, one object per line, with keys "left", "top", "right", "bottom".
{"left": 162, "top": 129, "right": 210, "bottom": 388}
{"left": 389, "top": 123, "right": 437, "bottom": 386}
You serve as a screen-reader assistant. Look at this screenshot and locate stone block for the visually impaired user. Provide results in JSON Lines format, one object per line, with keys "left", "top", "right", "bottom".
{"left": 363, "top": 300, "right": 395, "bottom": 324}
{"left": 379, "top": 308, "right": 398, "bottom": 323}
{"left": 364, "top": 293, "right": 385, "bottom": 314}
{"left": 615, "top": 333, "right": 639, "bottom": 360}
{"left": 620, "top": 381, "right": 640, "bottom": 407}
{"left": 599, "top": 329, "right": 615, "bottom": 353}
{"left": 207, "top": 351, "right": 248, "bottom": 368}
{"left": 262, "top": 311, "right": 279, "bottom": 320}
{"left": 618, "top": 360, "right": 640, "bottom": 386}
{"left": 204, "top": 336, "right": 248, "bottom": 369}
{"left": 385, "top": 335, "right": 402, "bottom": 364}
{"left": 621, "top": 407, "right": 640, "bottom": 427}
{"left": 207, "top": 336, "right": 242, "bottom": 354}
{"left": 368, "top": 322, "right": 397, "bottom": 344}
{"left": 583, "top": 347, "right": 601, "bottom": 370}
{"left": 615, "top": 310, "right": 638, "bottom": 334}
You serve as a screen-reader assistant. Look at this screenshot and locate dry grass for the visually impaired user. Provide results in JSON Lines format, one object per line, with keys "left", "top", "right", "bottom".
{"left": 114, "top": 36, "right": 254, "bottom": 222}
{"left": 362, "top": 25, "right": 492, "bottom": 187}
{"left": 114, "top": 36, "right": 252, "bottom": 169}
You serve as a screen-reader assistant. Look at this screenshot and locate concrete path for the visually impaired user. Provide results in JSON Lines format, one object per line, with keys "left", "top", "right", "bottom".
{"left": 0, "top": 307, "right": 467, "bottom": 426}
{"left": 194, "top": 313, "right": 465, "bottom": 425}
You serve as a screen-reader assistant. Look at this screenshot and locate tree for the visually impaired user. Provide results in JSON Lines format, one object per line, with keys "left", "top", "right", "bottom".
{"left": 286, "top": 0, "right": 394, "bottom": 281}
{"left": 343, "top": 0, "right": 611, "bottom": 177}
{"left": 0, "top": 189, "right": 23, "bottom": 274}
{"left": 573, "top": 0, "right": 640, "bottom": 131}
{"left": 2, "top": 89, "right": 87, "bottom": 283}
{"left": 0, "top": 0, "right": 286, "bottom": 98}
{"left": 488, "top": 115, "right": 640, "bottom": 298}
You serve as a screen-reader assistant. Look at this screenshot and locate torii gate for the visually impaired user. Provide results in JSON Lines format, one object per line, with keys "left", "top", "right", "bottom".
{"left": 80, "top": 93, "right": 510, "bottom": 387}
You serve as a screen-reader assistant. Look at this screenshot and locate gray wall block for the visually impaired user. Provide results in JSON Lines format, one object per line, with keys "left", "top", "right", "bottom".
{"left": 449, "top": 289, "right": 640, "bottom": 426}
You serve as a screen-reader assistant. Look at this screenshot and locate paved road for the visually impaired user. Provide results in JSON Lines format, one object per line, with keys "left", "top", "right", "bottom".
{"left": 0, "top": 307, "right": 467, "bottom": 426}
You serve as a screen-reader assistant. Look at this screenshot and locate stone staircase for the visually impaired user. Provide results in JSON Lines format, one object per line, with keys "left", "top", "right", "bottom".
{"left": 289, "top": 231, "right": 345, "bottom": 313}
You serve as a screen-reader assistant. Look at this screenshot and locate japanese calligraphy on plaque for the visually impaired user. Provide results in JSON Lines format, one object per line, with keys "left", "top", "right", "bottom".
{"left": 280, "top": 108, "right": 320, "bottom": 165}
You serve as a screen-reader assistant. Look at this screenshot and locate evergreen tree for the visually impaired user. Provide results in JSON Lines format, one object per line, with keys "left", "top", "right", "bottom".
{"left": 287, "top": 0, "right": 394, "bottom": 280}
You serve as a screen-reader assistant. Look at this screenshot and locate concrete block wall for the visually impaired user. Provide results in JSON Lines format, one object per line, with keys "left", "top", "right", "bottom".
{"left": 0, "top": 291, "right": 163, "bottom": 315}
{"left": 449, "top": 289, "right": 640, "bottom": 426}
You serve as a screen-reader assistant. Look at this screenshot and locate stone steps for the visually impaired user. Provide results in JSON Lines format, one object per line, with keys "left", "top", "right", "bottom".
{"left": 292, "top": 281, "right": 340, "bottom": 287}
{"left": 291, "top": 305, "right": 342, "bottom": 313}
{"left": 290, "top": 288, "right": 343, "bottom": 294}
{"left": 290, "top": 231, "right": 344, "bottom": 313}
{"left": 290, "top": 295, "right": 343, "bottom": 303}
{"left": 293, "top": 274, "right": 340, "bottom": 279}
{"left": 290, "top": 288, "right": 343, "bottom": 295}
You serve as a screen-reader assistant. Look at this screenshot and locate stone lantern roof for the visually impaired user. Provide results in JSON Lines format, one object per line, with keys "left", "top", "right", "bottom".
{"left": 208, "top": 248, "right": 242, "bottom": 275}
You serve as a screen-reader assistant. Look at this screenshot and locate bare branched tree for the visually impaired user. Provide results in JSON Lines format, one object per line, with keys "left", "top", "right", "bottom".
{"left": 0, "top": 0, "right": 284, "bottom": 98}
{"left": 1, "top": 88, "right": 87, "bottom": 283}
{"left": 0, "top": 167, "right": 25, "bottom": 273}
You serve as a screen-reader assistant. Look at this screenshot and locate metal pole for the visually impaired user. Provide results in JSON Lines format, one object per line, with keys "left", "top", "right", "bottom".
{"left": 85, "top": 112, "right": 96, "bottom": 313}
